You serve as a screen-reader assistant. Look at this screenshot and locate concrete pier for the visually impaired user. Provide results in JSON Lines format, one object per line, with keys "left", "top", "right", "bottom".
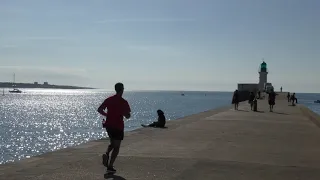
{"left": 1, "top": 95, "right": 320, "bottom": 180}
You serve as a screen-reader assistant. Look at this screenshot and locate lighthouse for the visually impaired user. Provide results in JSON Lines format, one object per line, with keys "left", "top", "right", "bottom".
{"left": 258, "top": 61, "right": 268, "bottom": 91}
{"left": 237, "top": 61, "right": 273, "bottom": 93}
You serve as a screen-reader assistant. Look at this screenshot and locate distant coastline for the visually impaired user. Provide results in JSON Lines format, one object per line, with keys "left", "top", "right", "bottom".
{"left": 0, "top": 82, "right": 94, "bottom": 89}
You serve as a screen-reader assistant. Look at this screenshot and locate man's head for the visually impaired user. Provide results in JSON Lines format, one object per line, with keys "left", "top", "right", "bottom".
{"left": 115, "top": 82, "right": 124, "bottom": 95}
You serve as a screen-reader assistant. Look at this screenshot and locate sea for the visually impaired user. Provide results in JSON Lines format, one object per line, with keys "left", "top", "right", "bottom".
{"left": 0, "top": 89, "right": 319, "bottom": 164}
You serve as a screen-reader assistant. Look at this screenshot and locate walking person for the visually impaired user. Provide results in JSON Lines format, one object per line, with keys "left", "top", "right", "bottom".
{"left": 287, "top": 92, "right": 290, "bottom": 102}
{"left": 248, "top": 92, "right": 255, "bottom": 110}
{"left": 290, "top": 93, "right": 296, "bottom": 106}
{"left": 98, "top": 83, "right": 131, "bottom": 173}
{"left": 268, "top": 88, "right": 276, "bottom": 112}
{"left": 232, "top": 90, "right": 239, "bottom": 110}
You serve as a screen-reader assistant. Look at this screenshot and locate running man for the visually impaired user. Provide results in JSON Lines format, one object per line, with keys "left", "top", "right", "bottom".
{"left": 97, "top": 83, "right": 131, "bottom": 173}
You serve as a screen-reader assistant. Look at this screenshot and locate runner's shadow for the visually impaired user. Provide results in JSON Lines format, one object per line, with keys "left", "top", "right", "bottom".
{"left": 104, "top": 173, "right": 127, "bottom": 180}
{"left": 254, "top": 110, "right": 265, "bottom": 113}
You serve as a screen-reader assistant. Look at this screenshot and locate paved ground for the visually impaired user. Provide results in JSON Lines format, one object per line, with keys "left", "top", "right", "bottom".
{"left": 1, "top": 97, "right": 320, "bottom": 180}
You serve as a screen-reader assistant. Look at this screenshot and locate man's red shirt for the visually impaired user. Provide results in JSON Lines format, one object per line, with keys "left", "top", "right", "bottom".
{"left": 100, "top": 95, "right": 131, "bottom": 130}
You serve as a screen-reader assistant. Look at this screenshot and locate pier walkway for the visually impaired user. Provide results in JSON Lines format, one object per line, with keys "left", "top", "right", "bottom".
{"left": 1, "top": 97, "right": 320, "bottom": 180}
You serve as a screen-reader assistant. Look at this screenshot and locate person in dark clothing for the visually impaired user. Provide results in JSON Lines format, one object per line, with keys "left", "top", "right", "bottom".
{"left": 268, "top": 89, "right": 276, "bottom": 112}
{"left": 98, "top": 83, "right": 131, "bottom": 173}
{"left": 248, "top": 92, "right": 255, "bottom": 110}
{"left": 258, "top": 91, "right": 261, "bottom": 99}
{"left": 142, "top": 110, "right": 166, "bottom": 128}
{"left": 290, "top": 93, "right": 296, "bottom": 106}
{"left": 287, "top": 92, "right": 291, "bottom": 102}
{"left": 232, "top": 90, "right": 239, "bottom": 110}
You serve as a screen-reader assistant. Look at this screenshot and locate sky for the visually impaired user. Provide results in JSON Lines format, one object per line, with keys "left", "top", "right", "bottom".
{"left": 0, "top": 0, "right": 319, "bottom": 92}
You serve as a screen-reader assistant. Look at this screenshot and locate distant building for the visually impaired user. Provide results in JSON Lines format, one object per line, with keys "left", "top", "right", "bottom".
{"left": 44, "top": 82, "right": 49, "bottom": 85}
{"left": 34, "top": 82, "right": 38, "bottom": 85}
{"left": 238, "top": 61, "right": 273, "bottom": 92}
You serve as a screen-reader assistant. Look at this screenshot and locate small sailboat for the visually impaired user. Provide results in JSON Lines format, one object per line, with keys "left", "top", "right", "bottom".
{"left": 9, "top": 73, "right": 22, "bottom": 93}
{"left": 9, "top": 88, "right": 22, "bottom": 93}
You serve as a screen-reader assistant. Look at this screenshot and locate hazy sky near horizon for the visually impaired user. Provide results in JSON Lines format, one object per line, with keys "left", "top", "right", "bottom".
{"left": 0, "top": 0, "right": 319, "bottom": 92}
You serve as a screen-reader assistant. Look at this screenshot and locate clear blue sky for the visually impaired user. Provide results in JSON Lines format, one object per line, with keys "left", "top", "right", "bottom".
{"left": 0, "top": 0, "right": 319, "bottom": 92}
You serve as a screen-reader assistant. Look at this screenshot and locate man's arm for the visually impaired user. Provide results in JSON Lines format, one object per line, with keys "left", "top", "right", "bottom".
{"left": 97, "top": 100, "right": 108, "bottom": 117}
{"left": 123, "top": 101, "right": 131, "bottom": 119}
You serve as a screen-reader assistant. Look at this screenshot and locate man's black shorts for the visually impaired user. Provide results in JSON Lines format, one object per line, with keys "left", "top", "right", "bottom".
{"left": 106, "top": 128, "right": 124, "bottom": 140}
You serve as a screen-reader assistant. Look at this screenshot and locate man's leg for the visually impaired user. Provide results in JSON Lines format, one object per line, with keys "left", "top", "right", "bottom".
{"left": 108, "top": 140, "right": 121, "bottom": 169}
{"left": 107, "top": 139, "right": 114, "bottom": 154}
{"left": 106, "top": 139, "right": 114, "bottom": 165}
{"left": 103, "top": 135, "right": 114, "bottom": 167}
{"left": 148, "top": 122, "right": 156, "bottom": 127}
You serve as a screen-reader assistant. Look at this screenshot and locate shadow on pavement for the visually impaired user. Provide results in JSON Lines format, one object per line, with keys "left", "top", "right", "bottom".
{"left": 237, "top": 109, "right": 249, "bottom": 112}
{"left": 272, "top": 112, "right": 289, "bottom": 115}
{"left": 104, "top": 173, "right": 127, "bottom": 180}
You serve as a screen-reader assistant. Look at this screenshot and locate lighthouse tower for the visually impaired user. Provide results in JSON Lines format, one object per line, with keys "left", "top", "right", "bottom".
{"left": 258, "top": 61, "right": 268, "bottom": 91}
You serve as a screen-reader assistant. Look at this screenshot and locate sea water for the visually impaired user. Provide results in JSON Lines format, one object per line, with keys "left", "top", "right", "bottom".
{"left": 0, "top": 89, "right": 232, "bottom": 164}
{"left": 0, "top": 89, "right": 319, "bottom": 164}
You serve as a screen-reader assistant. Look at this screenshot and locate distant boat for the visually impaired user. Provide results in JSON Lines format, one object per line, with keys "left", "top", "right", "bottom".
{"left": 9, "top": 88, "right": 22, "bottom": 93}
{"left": 315, "top": 100, "right": 320, "bottom": 104}
{"left": 9, "top": 73, "right": 22, "bottom": 93}
{"left": 181, "top": 93, "right": 185, "bottom": 96}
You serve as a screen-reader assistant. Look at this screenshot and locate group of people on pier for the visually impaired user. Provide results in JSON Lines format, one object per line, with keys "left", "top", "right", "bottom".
{"left": 232, "top": 89, "right": 297, "bottom": 112}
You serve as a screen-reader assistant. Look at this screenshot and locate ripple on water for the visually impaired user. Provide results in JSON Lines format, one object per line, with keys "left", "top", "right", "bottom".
{"left": 0, "top": 90, "right": 233, "bottom": 164}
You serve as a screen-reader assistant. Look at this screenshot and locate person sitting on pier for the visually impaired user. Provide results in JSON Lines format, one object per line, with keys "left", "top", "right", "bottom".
{"left": 232, "top": 90, "right": 239, "bottom": 110}
{"left": 142, "top": 110, "right": 166, "bottom": 128}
